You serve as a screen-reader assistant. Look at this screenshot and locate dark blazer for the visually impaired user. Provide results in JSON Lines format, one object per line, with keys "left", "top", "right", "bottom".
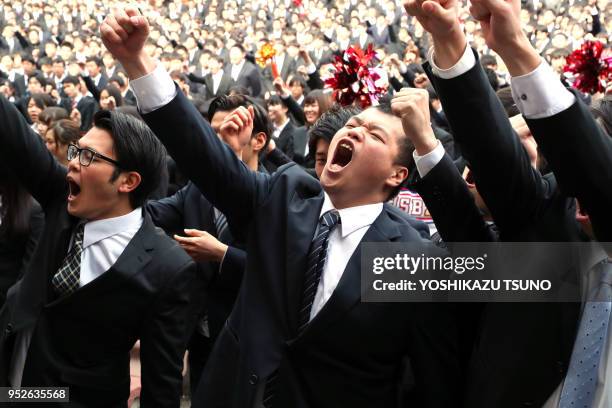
{"left": 426, "top": 57, "right": 586, "bottom": 408}
{"left": 525, "top": 95, "right": 612, "bottom": 243}
{"left": 188, "top": 71, "right": 234, "bottom": 100}
{"left": 145, "top": 181, "right": 246, "bottom": 340}
{"left": 0, "top": 199, "right": 44, "bottom": 309}
{"left": 229, "top": 61, "right": 263, "bottom": 98}
{"left": 275, "top": 120, "right": 296, "bottom": 159}
{"left": 143, "top": 89, "right": 461, "bottom": 408}
{"left": 77, "top": 95, "right": 99, "bottom": 131}
{"left": 0, "top": 95, "right": 205, "bottom": 408}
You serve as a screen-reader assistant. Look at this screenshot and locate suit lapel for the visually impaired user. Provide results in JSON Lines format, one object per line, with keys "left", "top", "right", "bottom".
{"left": 295, "top": 209, "right": 402, "bottom": 342}
{"left": 285, "top": 192, "right": 324, "bottom": 336}
{"left": 46, "top": 211, "right": 155, "bottom": 308}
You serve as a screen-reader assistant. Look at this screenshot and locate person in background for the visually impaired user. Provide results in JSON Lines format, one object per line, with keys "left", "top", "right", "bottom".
{"left": 44, "top": 119, "right": 81, "bottom": 166}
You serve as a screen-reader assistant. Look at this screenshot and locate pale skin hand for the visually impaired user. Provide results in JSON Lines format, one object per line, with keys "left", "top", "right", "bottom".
{"left": 218, "top": 105, "right": 254, "bottom": 159}
{"left": 174, "top": 229, "right": 228, "bottom": 262}
{"left": 391, "top": 88, "right": 438, "bottom": 155}
{"left": 403, "top": 0, "right": 467, "bottom": 69}
{"left": 273, "top": 77, "right": 290, "bottom": 97}
{"left": 468, "top": 0, "right": 541, "bottom": 76}
{"left": 100, "top": 7, "right": 156, "bottom": 80}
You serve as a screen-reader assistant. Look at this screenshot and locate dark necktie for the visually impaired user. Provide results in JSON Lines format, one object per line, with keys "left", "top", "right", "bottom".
{"left": 52, "top": 223, "right": 85, "bottom": 297}
{"left": 263, "top": 209, "right": 341, "bottom": 408}
{"left": 213, "top": 207, "right": 230, "bottom": 244}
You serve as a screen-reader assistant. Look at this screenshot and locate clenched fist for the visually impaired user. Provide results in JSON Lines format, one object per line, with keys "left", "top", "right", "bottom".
{"left": 218, "top": 106, "right": 255, "bottom": 158}
{"left": 391, "top": 88, "right": 438, "bottom": 155}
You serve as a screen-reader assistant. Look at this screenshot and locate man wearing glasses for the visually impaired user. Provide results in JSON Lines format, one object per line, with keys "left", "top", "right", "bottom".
{"left": 0, "top": 95, "right": 206, "bottom": 407}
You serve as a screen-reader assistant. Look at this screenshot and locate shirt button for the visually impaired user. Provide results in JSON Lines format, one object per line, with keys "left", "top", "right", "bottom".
{"left": 249, "top": 374, "right": 258, "bottom": 385}
{"left": 521, "top": 94, "right": 528, "bottom": 101}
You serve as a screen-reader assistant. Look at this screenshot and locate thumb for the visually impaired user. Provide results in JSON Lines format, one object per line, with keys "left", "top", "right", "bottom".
{"left": 184, "top": 228, "right": 207, "bottom": 237}
{"left": 473, "top": 0, "right": 507, "bottom": 15}
{"left": 422, "top": 1, "right": 447, "bottom": 18}
{"left": 247, "top": 105, "right": 255, "bottom": 120}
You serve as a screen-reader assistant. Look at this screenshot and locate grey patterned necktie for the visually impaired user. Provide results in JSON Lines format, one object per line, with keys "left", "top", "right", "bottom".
{"left": 559, "top": 260, "right": 612, "bottom": 408}
{"left": 52, "top": 223, "right": 85, "bottom": 297}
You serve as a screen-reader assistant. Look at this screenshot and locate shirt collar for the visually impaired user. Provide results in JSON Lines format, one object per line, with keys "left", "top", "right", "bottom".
{"left": 83, "top": 207, "right": 143, "bottom": 248}
{"left": 320, "top": 192, "right": 383, "bottom": 238}
{"left": 275, "top": 117, "right": 290, "bottom": 133}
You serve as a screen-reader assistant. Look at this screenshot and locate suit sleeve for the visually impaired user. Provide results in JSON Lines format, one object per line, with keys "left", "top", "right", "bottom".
{"left": 282, "top": 95, "right": 307, "bottom": 126}
{"left": 426, "top": 58, "right": 549, "bottom": 235}
{"left": 306, "top": 70, "right": 325, "bottom": 91}
{"left": 145, "top": 184, "right": 187, "bottom": 235}
{"left": 216, "top": 246, "right": 246, "bottom": 291}
{"left": 526, "top": 97, "right": 612, "bottom": 242}
{"left": 139, "top": 259, "right": 205, "bottom": 407}
{"left": 142, "top": 89, "right": 269, "bottom": 238}
{"left": 0, "top": 94, "right": 68, "bottom": 208}
{"left": 82, "top": 75, "right": 101, "bottom": 102}
{"left": 412, "top": 153, "right": 493, "bottom": 243}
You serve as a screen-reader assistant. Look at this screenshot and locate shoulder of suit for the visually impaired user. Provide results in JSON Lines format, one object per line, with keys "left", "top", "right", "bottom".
{"left": 141, "top": 218, "right": 195, "bottom": 269}
{"left": 266, "top": 162, "right": 321, "bottom": 198}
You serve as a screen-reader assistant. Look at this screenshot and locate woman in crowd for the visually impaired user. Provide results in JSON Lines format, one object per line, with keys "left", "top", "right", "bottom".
{"left": 44, "top": 119, "right": 81, "bottom": 166}
{"left": 37, "top": 106, "right": 70, "bottom": 139}
{"left": 0, "top": 163, "right": 44, "bottom": 309}
{"left": 99, "top": 84, "right": 123, "bottom": 110}
{"left": 25, "top": 93, "right": 55, "bottom": 134}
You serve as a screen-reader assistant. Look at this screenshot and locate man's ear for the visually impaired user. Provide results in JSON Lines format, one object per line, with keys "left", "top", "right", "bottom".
{"left": 385, "top": 165, "right": 408, "bottom": 189}
{"left": 251, "top": 132, "right": 267, "bottom": 153}
{"left": 117, "top": 171, "right": 142, "bottom": 194}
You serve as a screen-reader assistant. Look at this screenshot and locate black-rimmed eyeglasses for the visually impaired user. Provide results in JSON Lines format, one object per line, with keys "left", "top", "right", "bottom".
{"left": 67, "top": 144, "right": 122, "bottom": 168}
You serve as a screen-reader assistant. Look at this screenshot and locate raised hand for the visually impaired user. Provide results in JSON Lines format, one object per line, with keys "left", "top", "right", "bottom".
{"left": 468, "top": 0, "right": 541, "bottom": 76}
{"left": 403, "top": 0, "right": 466, "bottom": 68}
{"left": 218, "top": 106, "right": 254, "bottom": 158}
{"left": 391, "top": 88, "right": 438, "bottom": 155}
{"left": 100, "top": 7, "right": 156, "bottom": 79}
{"left": 273, "top": 76, "right": 290, "bottom": 97}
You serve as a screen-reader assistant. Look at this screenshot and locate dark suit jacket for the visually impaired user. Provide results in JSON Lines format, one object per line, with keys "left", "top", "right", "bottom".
{"left": 145, "top": 181, "right": 246, "bottom": 340}
{"left": 143, "top": 89, "right": 461, "bottom": 408}
{"left": 275, "top": 120, "right": 296, "bottom": 159}
{"left": 0, "top": 199, "right": 44, "bottom": 309}
{"left": 525, "top": 95, "right": 612, "bottom": 243}
{"left": 77, "top": 95, "right": 99, "bottom": 131}
{"left": 426, "top": 56, "right": 587, "bottom": 408}
{"left": 188, "top": 71, "right": 234, "bottom": 100}
{"left": 230, "top": 61, "right": 263, "bottom": 98}
{"left": 0, "top": 95, "right": 205, "bottom": 408}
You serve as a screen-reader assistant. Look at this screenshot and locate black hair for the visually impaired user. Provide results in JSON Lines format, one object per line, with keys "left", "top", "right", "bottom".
{"left": 207, "top": 94, "right": 272, "bottom": 151}
{"left": 288, "top": 77, "right": 306, "bottom": 89}
{"left": 228, "top": 85, "right": 251, "bottom": 96}
{"left": 496, "top": 87, "right": 520, "bottom": 118}
{"left": 266, "top": 95, "right": 285, "bottom": 108}
{"left": 27, "top": 92, "right": 54, "bottom": 111}
{"left": 52, "top": 57, "right": 65, "bottom": 66}
{"left": 101, "top": 84, "right": 123, "bottom": 107}
{"left": 92, "top": 110, "right": 166, "bottom": 208}
{"left": 308, "top": 104, "right": 361, "bottom": 158}
{"left": 39, "top": 106, "right": 69, "bottom": 126}
{"left": 484, "top": 68, "right": 499, "bottom": 91}
{"left": 86, "top": 56, "right": 103, "bottom": 67}
{"left": 62, "top": 75, "right": 81, "bottom": 86}
{"left": 50, "top": 118, "right": 80, "bottom": 146}
{"left": 0, "top": 163, "right": 33, "bottom": 240}
{"left": 480, "top": 54, "right": 498, "bottom": 68}
{"left": 109, "top": 75, "right": 125, "bottom": 88}
{"left": 21, "top": 54, "right": 36, "bottom": 65}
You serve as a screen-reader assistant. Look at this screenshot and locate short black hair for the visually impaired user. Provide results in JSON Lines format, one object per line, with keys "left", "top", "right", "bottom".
{"left": 266, "top": 95, "right": 285, "bottom": 108}
{"left": 52, "top": 57, "right": 65, "bottom": 66}
{"left": 62, "top": 75, "right": 81, "bottom": 86}
{"left": 480, "top": 54, "right": 498, "bottom": 68}
{"left": 101, "top": 85, "right": 123, "bottom": 107}
{"left": 86, "top": 56, "right": 103, "bottom": 67}
{"left": 496, "top": 87, "right": 520, "bottom": 118}
{"left": 308, "top": 104, "right": 361, "bottom": 157}
{"left": 92, "top": 110, "right": 166, "bottom": 208}
{"left": 109, "top": 75, "right": 125, "bottom": 88}
{"left": 207, "top": 94, "right": 272, "bottom": 151}
{"left": 484, "top": 68, "right": 499, "bottom": 91}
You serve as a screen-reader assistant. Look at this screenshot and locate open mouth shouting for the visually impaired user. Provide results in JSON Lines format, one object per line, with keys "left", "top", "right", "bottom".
{"left": 329, "top": 138, "right": 354, "bottom": 172}
{"left": 67, "top": 176, "right": 81, "bottom": 202}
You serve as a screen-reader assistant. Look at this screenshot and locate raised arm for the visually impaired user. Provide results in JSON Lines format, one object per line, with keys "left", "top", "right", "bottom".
{"left": 405, "top": 0, "right": 549, "bottom": 234}
{"left": 392, "top": 88, "right": 492, "bottom": 243}
{"left": 468, "top": 0, "right": 612, "bottom": 241}
{"left": 101, "top": 8, "right": 266, "bottom": 230}
{"left": 0, "top": 95, "right": 68, "bottom": 208}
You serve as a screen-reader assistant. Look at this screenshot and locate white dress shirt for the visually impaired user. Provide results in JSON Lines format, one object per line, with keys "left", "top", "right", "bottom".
{"left": 310, "top": 193, "right": 383, "bottom": 319}
{"left": 428, "top": 44, "right": 610, "bottom": 407}
{"left": 8, "top": 208, "right": 143, "bottom": 387}
{"left": 272, "top": 117, "right": 290, "bottom": 140}
{"left": 211, "top": 70, "right": 224, "bottom": 95}
{"left": 230, "top": 60, "right": 246, "bottom": 82}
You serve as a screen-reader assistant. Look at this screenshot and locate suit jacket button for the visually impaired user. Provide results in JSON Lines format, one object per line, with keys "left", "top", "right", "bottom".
{"left": 249, "top": 374, "right": 258, "bottom": 385}
{"left": 5, "top": 323, "right": 13, "bottom": 335}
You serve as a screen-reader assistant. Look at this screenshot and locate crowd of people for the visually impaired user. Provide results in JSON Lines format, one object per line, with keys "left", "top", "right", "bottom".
{"left": 0, "top": 0, "right": 611, "bottom": 407}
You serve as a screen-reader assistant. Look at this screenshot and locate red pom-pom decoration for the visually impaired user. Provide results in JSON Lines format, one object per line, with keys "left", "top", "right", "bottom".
{"left": 324, "top": 44, "right": 388, "bottom": 108}
{"left": 563, "top": 40, "right": 612, "bottom": 95}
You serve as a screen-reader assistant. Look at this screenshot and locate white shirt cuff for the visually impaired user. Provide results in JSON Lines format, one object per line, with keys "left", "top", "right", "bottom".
{"left": 427, "top": 44, "right": 476, "bottom": 79}
{"left": 306, "top": 63, "right": 317, "bottom": 75}
{"left": 413, "top": 140, "right": 444, "bottom": 178}
{"left": 510, "top": 60, "right": 576, "bottom": 119}
{"left": 129, "top": 63, "right": 177, "bottom": 114}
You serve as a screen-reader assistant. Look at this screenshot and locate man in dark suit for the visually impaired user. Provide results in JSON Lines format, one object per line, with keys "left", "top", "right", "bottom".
{"left": 103, "top": 9, "right": 461, "bottom": 408}
{"left": 188, "top": 55, "right": 233, "bottom": 100}
{"left": 227, "top": 44, "right": 263, "bottom": 97}
{"left": 85, "top": 56, "right": 108, "bottom": 92}
{"left": 0, "top": 96, "right": 206, "bottom": 407}
{"left": 405, "top": 0, "right": 602, "bottom": 406}
{"left": 61, "top": 75, "right": 99, "bottom": 131}
{"left": 267, "top": 95, "right": 295, "bottom": 159}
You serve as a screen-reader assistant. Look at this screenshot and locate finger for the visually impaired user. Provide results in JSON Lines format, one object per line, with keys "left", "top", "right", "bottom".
{"left": 125, "top": 6, "right": 150, "bottom": 36}
{"left": 229, "top": 115, "right": 245, "bottom": 129}
{"left": 114, "top": 9, "right": 135, "bottom": 35}
{"left": 184, "top": 228, "right": 207, "bottom": 237}
{"left": 469, "top": 0, "right": 491, "bottom": 20}
{"left": 422, "top": 1, "right": 447, "bottom": 19}
{"left": 100, "top": 22, "right": 124, "bottom": 44}
{"left": 473, "top": 0, "right": 507, "bottom": 15}
{"left": 234, "top": 106, "right": 251, "bottom": 123}
{"left": 173, "top": 234, "right": 196, "bottom": 244}
{"left": 221, "top": 122, "right": 240, "bottom": 133}
{"left": 104, "top": 15, "right": 129, "bottom": 42}
{"left": 247, "top": 105, "right": 255, "bottom": 122}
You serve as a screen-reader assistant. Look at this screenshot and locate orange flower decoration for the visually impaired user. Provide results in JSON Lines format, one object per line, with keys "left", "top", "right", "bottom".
{"left": 256, "top": 43, "right": 276, "bottom": 68}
